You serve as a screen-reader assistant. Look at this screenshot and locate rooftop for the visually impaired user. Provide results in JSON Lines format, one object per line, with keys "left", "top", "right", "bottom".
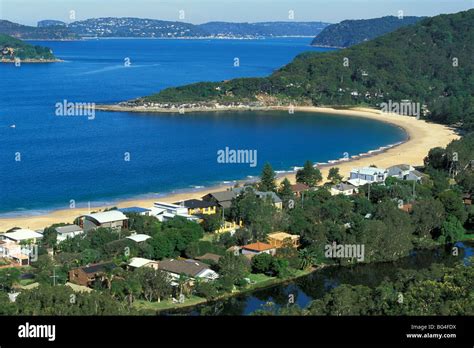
{"left": 347, "top": 178, "right": 370, "bottom": 187}
{"left": 126, "top": 234, "right": 152, "bottom": 243}
{"left": 267, "top": 232, "right": 299, "bottom": 241}
{"left": 242, "top": 241, "right": 275, "bottom": 252}
{"left": 158, "top": 259, "right": 211, "bottom": 277}
{"left": 118, "top": 207, "right": 151, "bottom": 214}
{"left": 195, "top": 253, "right": 222, "bottom": 263}
{"left": 83, "top": 211, "right": 128, "bottom": 224}
{"left": 79, "top": 262, "right": 116, "bottom": 275}
{"left": 154, "top": 201, "right": 184, "bottom": 209}
{"left": 129, "top": 257, "right": 156, "bottom": 268}
{"left": 290, "top": 183, "right": 310, "bottom": 192}
{"left": 332, "top": 183, "right": 357, "bottom": 191}
{"left": 55, "top": 224, "right": 83, "bottom": 234}
{"left": 2, "top": 229, "right": 43, "bottom": 241}
{"left": 387, "top": 164, "right": 412, "bottom": 171}
{"left": 174, "top": 199, "right": 217, "bottom": 209}
{"left": 351, "top": 167, "right": 387, "bottom": 176}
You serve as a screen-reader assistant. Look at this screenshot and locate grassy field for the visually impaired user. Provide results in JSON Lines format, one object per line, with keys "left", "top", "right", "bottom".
{"left": 133, "top": 295, "right": 206, "bottom": 312}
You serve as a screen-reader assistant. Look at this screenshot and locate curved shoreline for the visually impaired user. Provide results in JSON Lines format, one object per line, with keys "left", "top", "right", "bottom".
{"left": 0, "top": 106, "right": 459, "bottom": 231}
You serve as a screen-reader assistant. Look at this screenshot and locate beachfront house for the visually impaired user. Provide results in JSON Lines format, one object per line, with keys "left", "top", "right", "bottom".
{"left": 55, "top": 224, "right": 84, "bottom": 243}
{"left": 118, "top": 207, "right": 152, "bottom": 216}
{"left": 348, "top": 167, "right": 388, "bottom": 187}
{"left": 77, "top": 211, "right": 129, "bottom": 232}
{"left": 202, "top": 186, "right": 283, "bottom": 210}
{"left": 174, "top": 199, "right": 218, "bottom": 216}
{"left": 150, "top": 202, "right": 199, "bottom": 222}
{"left": 387, "top": 164, "right": 427, "bottom": 183}
{"left": 2, "top": 229, "right": 43, "bottom": 244}
{"left": 406, "top": 170, "right": 427, "bottom": 183}
{"left": 0, "top": 229, "right": 43, "bottom": 266}
{"left": 330, "top": 182, "right": 359, "bottom": 196}
{"left": 0, "top": 239, "right": 32, "bottom": 266}
{"left": 241, "top": 242, "right": 276, "bottom": 257}
{"left": 68, "top": 262, "right": 116, "bottom": 287}
{"left": 202, "top": 191, "right": 235, "bottom": 209}
{"left": 267, "top": 232, "right": 300, "bottom": 249}
{"left": 233, "top": 187, "right": 283, "bottom": 210}
{"left": 387, "top": 164, "right": 413, "bottom": 180}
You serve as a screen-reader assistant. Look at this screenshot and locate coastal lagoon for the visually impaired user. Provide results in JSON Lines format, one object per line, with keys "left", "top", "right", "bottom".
{"left": 0, "top": 38, "right": 406, "bottom": 215}
{"left": 164, "top": 242, "right": 473, "bottom": 316}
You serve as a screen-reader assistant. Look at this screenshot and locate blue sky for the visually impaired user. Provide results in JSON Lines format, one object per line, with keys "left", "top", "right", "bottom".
{"left": 1, "top": 0, "right": 472, "bottom": 26}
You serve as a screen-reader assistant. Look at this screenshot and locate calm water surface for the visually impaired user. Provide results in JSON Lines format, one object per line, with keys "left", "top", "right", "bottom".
{"left": 0, "top": 38, "right": 405, "bottom": 215}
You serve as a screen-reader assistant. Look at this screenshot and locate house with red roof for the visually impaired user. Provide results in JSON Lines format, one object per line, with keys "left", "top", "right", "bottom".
{"left": 241, "top": 241, "right": 276, "bottom": 257}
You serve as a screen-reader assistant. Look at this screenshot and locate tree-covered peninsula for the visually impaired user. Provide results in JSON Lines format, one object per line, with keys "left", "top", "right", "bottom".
{"left": 0, "top": 34, "right": 58, "bottom": 62}
{"left": 127, "top": 9, "right": 473, "bottom": 132}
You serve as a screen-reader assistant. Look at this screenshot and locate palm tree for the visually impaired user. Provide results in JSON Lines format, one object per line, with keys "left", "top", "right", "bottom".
{"left": 176, "top": 274, "right": 189, "bottom": 301}
{"left": 298, "top": 249, "right": 318, "bottom": 270}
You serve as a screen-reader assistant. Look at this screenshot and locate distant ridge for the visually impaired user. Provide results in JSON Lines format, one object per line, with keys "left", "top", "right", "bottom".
{"left": 311, "top": 15, "right": 424, "bottom": 47}
{"left": 0, "top": 20, "right": 77, "bottom": 40}
{"left": 0, "top": 17, "right": 330, "bottom": 39}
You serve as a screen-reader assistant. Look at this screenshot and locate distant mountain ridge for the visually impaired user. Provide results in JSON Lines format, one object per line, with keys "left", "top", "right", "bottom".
{"left": 311, "top": 15, "right": 425, "bottom": 47}
{"left": 37, "top": 20, "right": 67, "bottom": 28}
{"left": 0, "top": 20, "right": 77, "bottom": 40}
{"left": 0, "top": 17, "right": 330, "bottom": 39}
{"left": 198, "top": 21, "right": 328, "bottom": 37}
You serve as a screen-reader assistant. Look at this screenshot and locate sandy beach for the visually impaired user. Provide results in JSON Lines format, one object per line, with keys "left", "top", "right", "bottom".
{"left": 0, "top": 106, "right": 459, "bottom": 231}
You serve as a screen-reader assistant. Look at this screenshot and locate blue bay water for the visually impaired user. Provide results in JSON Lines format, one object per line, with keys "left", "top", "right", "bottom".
{"left": 0, "top": 38, "right": 406, "bottom": 215}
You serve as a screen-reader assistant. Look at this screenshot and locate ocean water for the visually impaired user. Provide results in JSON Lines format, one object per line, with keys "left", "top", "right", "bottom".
{"left": 0, "top": 38, "right": 406, "bottom": 215}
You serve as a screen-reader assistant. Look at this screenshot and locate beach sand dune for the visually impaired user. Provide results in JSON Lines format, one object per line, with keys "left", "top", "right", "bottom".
{"left": 0, "top": 107, "right": 459, "bottom": 231}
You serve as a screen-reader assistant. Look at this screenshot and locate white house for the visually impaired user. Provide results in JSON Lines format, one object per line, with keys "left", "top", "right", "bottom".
{"left": 128, "top": 257, "right": 159, "bottom": 269}
{"left": 0, "top": 229, "right": 42, "bottom": 266}
{"left": 330, "top": 183, "right": 359, "bottom": 196}
{"left": 126, "top": 234, "right": 152, "bottom": 243}
{"left": 0, "top": 239, "right": 31, "bottom": 265}
{"left": 2, "top": 229, "right": 43, "bottom": 243}
{"left": 407, "top": 169, "right": 426, "bottom": 182}
{"left": 241, "top": 242, "right": 276, "bottom": 257}
{"left": 151, "top": 202, "right": 199, "bottom": 222}
{"left": 387, "top": 164, "right": 414, "bottom": 180}
{"left": 387, "top": 164, "right": 427, "bottom": 183}
{"left": 78, "top": 211, "right": 128, "bottom": 232}
{"left": 349, "top": 167, "right": 388, "bottom": 186}
{"left": 55, "top": 224, "right": 84, "bottom": 243}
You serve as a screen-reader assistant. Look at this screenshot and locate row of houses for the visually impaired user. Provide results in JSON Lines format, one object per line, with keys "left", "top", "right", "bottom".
{"left": 69, "top": 257, "right": 219, "bottom": 288}
{"left": 330, "top": 164, "right": 427, "bottom": 196}
{"left": 68, "top": 231, "right": 300, "bottom": 289}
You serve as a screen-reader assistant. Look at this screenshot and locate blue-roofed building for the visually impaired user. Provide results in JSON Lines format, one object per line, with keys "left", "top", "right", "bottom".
{"left": 118, "top": 207, "right": 152, "bottom": 216}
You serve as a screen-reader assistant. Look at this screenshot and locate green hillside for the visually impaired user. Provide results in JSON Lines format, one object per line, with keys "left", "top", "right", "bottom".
{"left": 310, "top": 16, "right": 424, "bottom": 48}
{"left": 0, "top": 34, "right": 56, "bottom": 60}
{"left": 139, "top": 9, "right": 474, "bottom": 131}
